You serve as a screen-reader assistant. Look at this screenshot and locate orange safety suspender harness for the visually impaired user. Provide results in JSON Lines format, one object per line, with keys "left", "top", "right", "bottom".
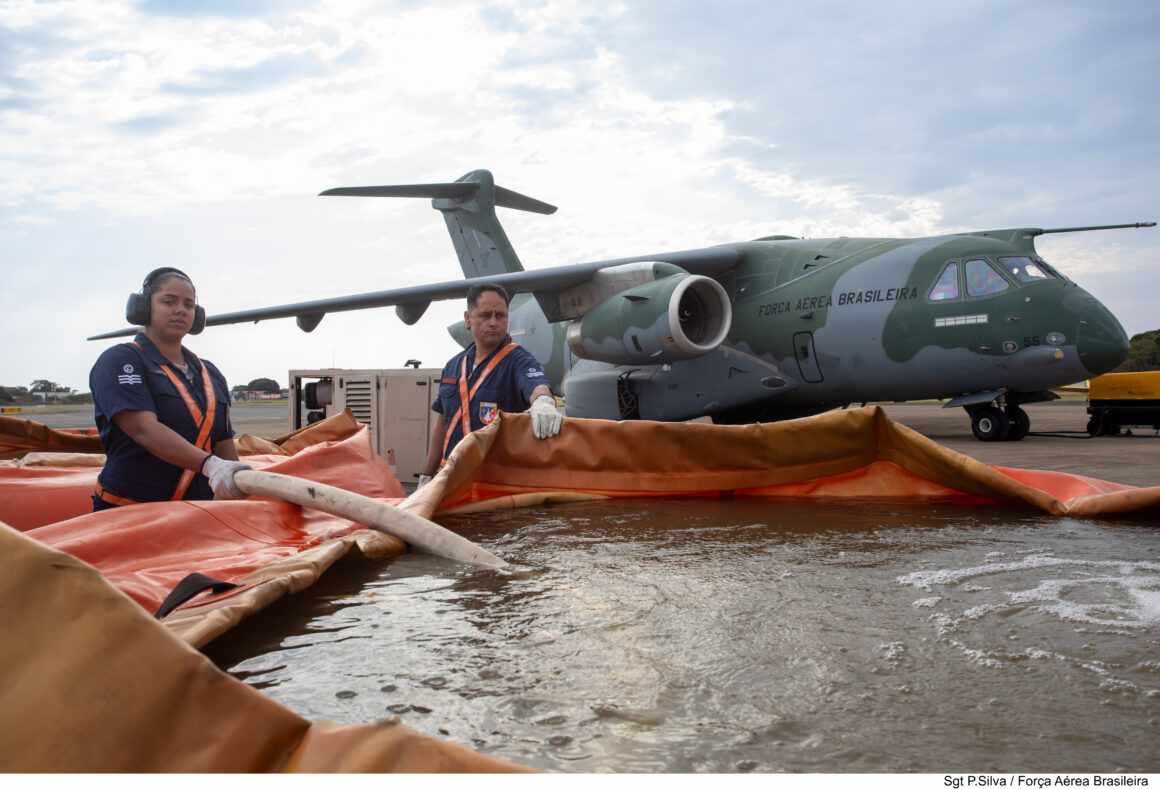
{"left": 94, "top": 342, "right": 218, "bottom": 506}
{"left": 440, "top": 342, "right": 520, "bottom": 461}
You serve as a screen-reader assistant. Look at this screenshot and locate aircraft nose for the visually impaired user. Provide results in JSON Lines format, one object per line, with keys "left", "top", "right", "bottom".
{"left": 1076, "top": 293, "right": 1130, "bottom": 377}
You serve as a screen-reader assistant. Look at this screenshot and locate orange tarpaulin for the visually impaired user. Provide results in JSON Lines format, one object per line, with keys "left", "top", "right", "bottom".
{"left": 0, "top": 410, "right": 372, "bottom": 531}
{"left": 406, "top": 406, "right": 1160, "bottom": 520}
{"left": 28, "top": 428, "right": 406, "bottom": 610}
{"left": 0, "top": 523, "right": 527, "bottom": 773}
{"left": 0, "top": 410, "right": 412, "bottom": 646}
{"left": 0, "top": 414, "right": 102, "bottom": 458}
{"left": 0, "top": 410, "right": 351, "bottom": 462}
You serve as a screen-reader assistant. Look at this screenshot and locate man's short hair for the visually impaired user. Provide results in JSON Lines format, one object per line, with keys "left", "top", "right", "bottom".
{"left": 466, "top": 283, "right": 511, "bottom": 309}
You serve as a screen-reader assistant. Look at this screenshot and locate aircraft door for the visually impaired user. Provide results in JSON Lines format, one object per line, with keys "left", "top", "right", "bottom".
{"left": 793, "top": 331, "right": 823, "bottom": 383}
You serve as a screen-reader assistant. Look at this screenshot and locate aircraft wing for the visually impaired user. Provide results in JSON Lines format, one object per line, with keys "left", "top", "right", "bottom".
{"left": 87, "top": 246, "right": 741, "bottom": 340}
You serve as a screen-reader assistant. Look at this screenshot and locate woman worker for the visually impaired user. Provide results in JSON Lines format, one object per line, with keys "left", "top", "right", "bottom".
{"left": 88, "top": 267, "right": 250, "bottom": 511}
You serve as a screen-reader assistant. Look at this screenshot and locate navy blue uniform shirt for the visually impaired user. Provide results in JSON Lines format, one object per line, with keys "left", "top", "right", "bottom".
{"left": 432, "top": 338, "right": 548, "bottom": 459}
{"left": 90, "top": 333, "right": 234, "bottom": 502}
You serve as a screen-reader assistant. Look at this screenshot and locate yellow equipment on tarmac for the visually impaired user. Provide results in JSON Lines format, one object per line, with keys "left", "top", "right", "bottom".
{"left": 1087, "top": 371, "right": 1160, "bottom": 435}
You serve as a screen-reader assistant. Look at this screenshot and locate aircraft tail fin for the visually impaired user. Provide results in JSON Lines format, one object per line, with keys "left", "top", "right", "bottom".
{"left": 321, "top": 169, "right": 557, "bottom": 278}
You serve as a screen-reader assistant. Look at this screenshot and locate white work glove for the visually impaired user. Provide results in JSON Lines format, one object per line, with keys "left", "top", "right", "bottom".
{"left": 202, "top": 455, "right": 252, "bottom": 500}
{"left": 530, "top": 395, "right": 563, "bottom": 439}
{"left": 416, "top": 474, "right": 432, "bottom": 490}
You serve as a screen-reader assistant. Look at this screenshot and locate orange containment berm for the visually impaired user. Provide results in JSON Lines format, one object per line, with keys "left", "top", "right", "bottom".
{"left": 1, "top": 406, "right": 1157, "bottom": 772}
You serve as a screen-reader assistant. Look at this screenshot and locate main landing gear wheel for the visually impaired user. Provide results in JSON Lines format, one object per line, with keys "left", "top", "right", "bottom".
{"left": 970, "top": 406, "right": 1009, "bottom": 442}
{"left": 1004, "top": 406, "right": 1030, "bottom": 441}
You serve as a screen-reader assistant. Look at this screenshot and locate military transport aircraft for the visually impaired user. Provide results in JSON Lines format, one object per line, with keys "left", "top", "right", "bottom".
{"left": 90, "top": 170, "right": 1152, "bottom": 441}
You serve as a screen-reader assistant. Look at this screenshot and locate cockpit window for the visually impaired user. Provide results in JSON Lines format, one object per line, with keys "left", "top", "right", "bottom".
{"left": 964, "top": 258, "right": 1010, "bottom": 297}
{"left": 1034, "top": 256, "right": 1066, "bottom": 280}
{"left": 1000, "top": 256, "right": 1054, "bottom": 283}
{"left": 929, "top": 262, "right": 960, "bottom": 301}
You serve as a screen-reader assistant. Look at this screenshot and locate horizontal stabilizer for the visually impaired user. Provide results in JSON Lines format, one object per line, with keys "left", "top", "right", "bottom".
{"left": 493, "top": 186, "right": 557, "bottom": 215}
{"left": 321, "top": 182, "right": 557, "bottom": 215}
{"left": 321, "top": 184, "right": 476, "bottom": 199}
{"left": 323, "top": 169, "right": 555, "bottom": 278}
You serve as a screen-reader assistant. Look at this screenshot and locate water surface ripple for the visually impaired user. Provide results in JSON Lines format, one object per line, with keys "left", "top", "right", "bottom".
{"left": 207, "top": 499, "right": 1160, "bottom": 772}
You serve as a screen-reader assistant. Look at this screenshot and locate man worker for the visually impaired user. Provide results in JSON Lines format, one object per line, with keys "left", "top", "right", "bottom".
{"left": 418, "top": 283, "right": 563, "bottom": 485}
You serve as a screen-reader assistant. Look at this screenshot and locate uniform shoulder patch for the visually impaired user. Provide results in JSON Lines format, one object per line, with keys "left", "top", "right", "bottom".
{"left": 106, "top": 346, "right": 144, "bottom": 383}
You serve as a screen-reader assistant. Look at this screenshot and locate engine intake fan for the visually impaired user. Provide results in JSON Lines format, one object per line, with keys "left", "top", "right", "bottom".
{"left": 566, "top": 274, "right": 732, "bottom": 365}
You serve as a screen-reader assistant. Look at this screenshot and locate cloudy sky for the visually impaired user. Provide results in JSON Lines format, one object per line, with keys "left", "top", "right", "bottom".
{"left": 2, "top": 0, "right": 1157, "bottom": 394}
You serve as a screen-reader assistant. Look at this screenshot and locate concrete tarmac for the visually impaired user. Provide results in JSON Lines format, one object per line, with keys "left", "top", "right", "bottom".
{"left": 12, "top": 401, "right": 291, "bottom": 435}
{"left": 8, "top": 401, "right": 1158, "bottom": 487}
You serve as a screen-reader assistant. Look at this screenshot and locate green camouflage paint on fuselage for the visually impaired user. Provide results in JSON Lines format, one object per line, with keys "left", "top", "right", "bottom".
{"left": 730, "top": 236, "right": 911, "bottom": 362}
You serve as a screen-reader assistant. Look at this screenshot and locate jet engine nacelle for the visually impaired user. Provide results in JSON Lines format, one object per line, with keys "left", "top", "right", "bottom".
{"left": 565, "top": 273, "right": 732, "bottom": 365}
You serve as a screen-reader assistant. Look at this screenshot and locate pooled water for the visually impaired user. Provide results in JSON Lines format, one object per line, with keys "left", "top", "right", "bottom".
{"left": 207, "top": 499, "right": 1160, "bottom": 772}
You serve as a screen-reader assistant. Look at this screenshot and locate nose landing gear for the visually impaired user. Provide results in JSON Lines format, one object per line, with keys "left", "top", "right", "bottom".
{"left": 967, "top": 403, "right": 1030, "bottom": 441}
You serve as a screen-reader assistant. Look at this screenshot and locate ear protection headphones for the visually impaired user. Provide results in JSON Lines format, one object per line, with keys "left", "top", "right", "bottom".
{"left": 125, "top": 267, "right": 206, "bottom": 334}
